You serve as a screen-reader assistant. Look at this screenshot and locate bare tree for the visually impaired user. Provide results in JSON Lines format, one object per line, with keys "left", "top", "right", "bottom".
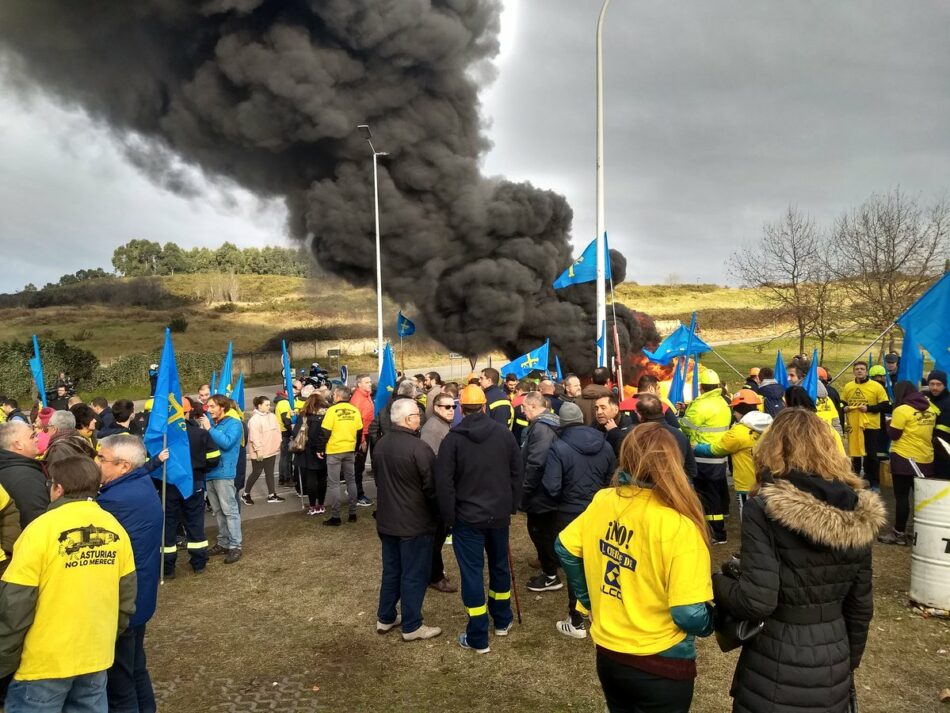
{"left": 730, "top": 206, "right": 826, "bottom": 354}
{"left": 831, "top": 189, "right": 950, "bottom": 351}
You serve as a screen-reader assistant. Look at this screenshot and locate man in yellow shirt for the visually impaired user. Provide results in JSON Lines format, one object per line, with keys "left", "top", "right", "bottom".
{"left": 840, "top": 361, "right": 890, "bottom": 491}
{"left": 0, "top": 455, "right": 136, "bottom": 713}
{"left": 321, "top": 386, "right": 364, "bottom": 526}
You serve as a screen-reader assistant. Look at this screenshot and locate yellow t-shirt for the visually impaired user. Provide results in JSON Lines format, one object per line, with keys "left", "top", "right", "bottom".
{"left": 275, "top": 397, "right": 305, "bottom": 433}
{"left": 840, "top": 380, "right": 889, "bottom": 431}
{"left": 1, "top": 499, "right": 135, "bottom": 681}
{"left": 891, "top": 403, "right": 938, "bottom": 463}
{"left": 558, "top": 487, "right": 712, "bottom": 656}
{"left": 712, "top": 424, "right": 764, "bottom": 493}
{"left": 321, "top": 402, "right": 363, "bottom": 455}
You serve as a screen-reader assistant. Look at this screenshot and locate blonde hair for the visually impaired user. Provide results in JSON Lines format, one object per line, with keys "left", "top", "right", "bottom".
{"left": 614, "top": 423, "right": 710, "bottom": 547}
{"left": 753, "top": 407, "right": 863, "bottom": 488}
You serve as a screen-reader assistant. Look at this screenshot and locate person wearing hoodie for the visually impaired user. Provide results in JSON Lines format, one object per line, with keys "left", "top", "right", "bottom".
{"left": 200, "top": 395, "right": 244, "bottom": 563}
{"left": 243, "top": 396, "right": 284, "bottom": 505}
{"left": 815, "top": 381, "right": 844, "bottom": 437}
{"left": 479, "top": 368, "right": 514, "bottom": 430}
{"left": 542, "top": 402, "right": 617, "bottom": 639}
{"left": 520, "top": 391, "right": 562, "bottom": 593}
{"left": 434, "top": 385, "right": 523, "bottom": 654}
{"left": 840, "top": 361, "right": 890, "bottom": 491}
{"left": 577, "top": 367, "right": 612, "bottom": 426}
{"left": 95, "top": 434, "right": 164, "bottom": 713}
{"left": 878, "top": 380, "right": 939, "bottom": 545}
{"left": 713, "top": 408, "right": 883, "bottom": 713}
{"left": 694, "top": 390, "right": 772, "bottom": 518}
{"left": 927, "top": 370, "right": 950, "bottom": 475}
{"left": 0, "top": 420, "right": 49, "bottom": 528}
{"left": 756, "top": 367, "right": 786, "bottom": 417}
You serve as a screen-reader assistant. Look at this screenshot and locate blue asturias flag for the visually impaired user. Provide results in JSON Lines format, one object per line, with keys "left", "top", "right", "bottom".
{"left": 501, "top": 340, "right": 550, "bottom": 381}
{"left": 897, "top": 323, "right": 924, "bottom": 386}
{"left": 897, "top": 271, "right": 950, "bottom": 370}
{"left": 774, "top": 351, "right": 789, "bottom": 389}
{"left": 210, "top": 370, "right": 218, "bottom": 395}
{"left": 642, "top": 319, "right": 711, "bottom": 366}
{"left": 374, "top": 343, "right": 398, "bottom": 414}
{"left": 668, "top": 356, "right": 687, "bottom": 405}
{"left": 144, "top": 328, "right": 194, "bottom": 498}
{"left": 553, "top": 234, "right": 613, "bottom": 289}
{"left": 232, "top": 372, "right": 245, "bottom": 412}
{"left": 281, "top": 340, "right": 297, "bottom": 425}
{"left": 801, "top": 349, "right": 819, "bottom": 404}
{"left": 397, "top": 312, "right": 416, "bottom": 338}
{"left": 220, "top": 342, "right": 234, "bottom": 396}
{"left": 554, "top": 354, "right": 564, "bottom": 381}
{"left": 29, "top": 335, "right": 47, "bottom": 408}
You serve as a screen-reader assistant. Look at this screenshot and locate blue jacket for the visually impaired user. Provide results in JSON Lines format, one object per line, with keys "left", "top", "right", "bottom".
{"left": 97, "top": 466, "right": 164, "bottom": 628}
{"left": 205, "top": 414, "right": 243, "bottom": 481}
{"left": 542, "top": 424, "right": 616, "bottom": 515}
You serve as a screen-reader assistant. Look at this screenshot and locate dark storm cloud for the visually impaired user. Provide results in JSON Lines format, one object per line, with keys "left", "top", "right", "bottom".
{"left": 0, "top": 0, "right": 656, "bottom": 372}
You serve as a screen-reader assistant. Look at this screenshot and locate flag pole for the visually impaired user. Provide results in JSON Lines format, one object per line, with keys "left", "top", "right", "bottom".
{"left": 159, "top": 432, "right": 168, "bottom": 587}
{"left": 708, "top": 347, "right": 745, "bottom": 380}
{"left": 607, "top": 271, "right": 624, "bottom": 390}
{"left": 831, "top": 322, "right": 898, "bottom": 383}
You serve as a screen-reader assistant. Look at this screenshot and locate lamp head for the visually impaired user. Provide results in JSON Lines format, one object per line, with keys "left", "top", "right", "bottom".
{"left": 357, "top": 124, "right": 372, "bottom": 140}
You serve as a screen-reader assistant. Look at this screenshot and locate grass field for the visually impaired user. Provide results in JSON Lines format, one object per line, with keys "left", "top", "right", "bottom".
{"left": 147, "top": 495, "right": 950, "bottom": 713}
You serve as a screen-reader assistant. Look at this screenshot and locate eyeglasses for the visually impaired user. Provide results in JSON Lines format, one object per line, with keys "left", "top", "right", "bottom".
{"left": 94, "top": 455, "right": 128, "bottom": 466}
{"left": 436, "top": 404, "right": 455, "bottom": 410}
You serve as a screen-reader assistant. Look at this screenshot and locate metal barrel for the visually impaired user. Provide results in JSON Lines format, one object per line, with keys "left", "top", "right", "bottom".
{"left": 910, "top": 477, "right": 950, "bottom": 612}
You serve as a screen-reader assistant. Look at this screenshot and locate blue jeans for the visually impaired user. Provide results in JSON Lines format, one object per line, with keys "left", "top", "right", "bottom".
{"left": 206, "top": 478, "right": 242, "bottom": 549}
{"left": 452, "top": 521, "right": 513, "bottom": 649}
{"left": 377, "top": 533, "right": 433, "bottom": 634}
{"left": 107, "top": 624, "right": 155, "bottom": 713}
{"left": 6, "top": 670, "right": 107, "bottom": 713}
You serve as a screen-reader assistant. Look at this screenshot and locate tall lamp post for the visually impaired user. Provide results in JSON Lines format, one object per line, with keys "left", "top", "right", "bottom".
{"left": 595, "top": 0, "right": 611, "bottom": 368}
{"left": 358, "top": 124, "right": 389, "bottom": 374}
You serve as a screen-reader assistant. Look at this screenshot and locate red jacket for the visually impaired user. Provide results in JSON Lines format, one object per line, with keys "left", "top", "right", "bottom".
{"left": 350, "top": 388, "right": 375, "bottom": 436}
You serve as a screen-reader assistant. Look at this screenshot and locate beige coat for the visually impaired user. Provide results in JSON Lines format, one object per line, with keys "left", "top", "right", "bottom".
{"left": 247, "top": 410, "right": 282, "bottom": 459}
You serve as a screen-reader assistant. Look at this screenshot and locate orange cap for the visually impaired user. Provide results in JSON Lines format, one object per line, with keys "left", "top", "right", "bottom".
{"left": 817, "top": 367, "right": 829, "bottom": 381}
{"left": 460, "top": 384, "right": 487, "bottom": 406}
{"left": 730, "top": 389, "right": 761, "bottom": 407}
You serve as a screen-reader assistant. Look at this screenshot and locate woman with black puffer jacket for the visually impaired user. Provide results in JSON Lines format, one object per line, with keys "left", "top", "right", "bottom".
{"left": 713, "top": 407, "right": 885, "bottom": 713}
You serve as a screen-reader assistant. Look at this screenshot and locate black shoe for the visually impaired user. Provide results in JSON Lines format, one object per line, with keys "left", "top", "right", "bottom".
{"left": 348, "top": 514, "right": 358, "bottom": 523}
{"left": 207, "top": 544, "right": 228, "bottom": 556}
{"left": 526, "top": 574, "right": 563, "bottom": 592}
{"left": 163, "top": 570, "right": 176, "bottom": 580}
{"left": 192, "top": 567, "right": 207, "bottom": 575}
{"left": 224, "top": 548, "right": 242, "bottom": 564}
{"left": 267, "top": 494, "right": 286, "bottom": 503}
{"left": 241, "top": 492, "right": 254, "bottom": 505}
{"left": 712, "top": 537, "right": 728, "bottom": 545}
{"left": 323, "top": 518, "right": 342, "bottom": 527}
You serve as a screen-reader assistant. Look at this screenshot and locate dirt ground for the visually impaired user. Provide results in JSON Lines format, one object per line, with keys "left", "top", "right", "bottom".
{"left": 148, "top": 496, "right": 950, "bottom": 713}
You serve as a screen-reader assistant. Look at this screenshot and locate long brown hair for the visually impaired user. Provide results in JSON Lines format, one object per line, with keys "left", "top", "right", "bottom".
{"left": 614, "top": 423, "right": 710, "bottom": 547}
{"left": 753, "top": 407, "right": 863, "bottom": 488}
{"left": 302, "top": 393, "right": 328, "bottom": 416}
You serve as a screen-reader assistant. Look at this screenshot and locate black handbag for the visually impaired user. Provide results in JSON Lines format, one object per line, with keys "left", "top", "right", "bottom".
{"left": 713, "top": 556, "right": 765, "bottom": 652}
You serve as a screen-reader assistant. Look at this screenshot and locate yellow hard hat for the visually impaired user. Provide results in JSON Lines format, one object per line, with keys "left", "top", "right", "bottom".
{"left": 460, "top": 384, "right": 487, "bottom": 406}
{"left": 699, "top": 369, "right": 720, "bottom": 386}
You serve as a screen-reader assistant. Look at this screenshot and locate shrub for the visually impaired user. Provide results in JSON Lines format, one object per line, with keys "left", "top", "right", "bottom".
{"left": 87, "top": 351, "right": 222, "bottom": 394}
{"left": 168, "top": 315, "right": 189, "bottom": 333}
{"left": 0, "top": 339, "right": 99, "bottom": 401}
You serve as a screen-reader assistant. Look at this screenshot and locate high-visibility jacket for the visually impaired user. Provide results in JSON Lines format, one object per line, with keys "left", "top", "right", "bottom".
{"left": 700, "top": 412, "right": 771, "bottom": 493}
{"left": 681, "top": 389, "right": 732, "bottom": 448}
{"left": 275, "top": 397, "right": 305, "bottom": 433}
{"left": 484, "top": 385, "right": 514, "bottom": 430}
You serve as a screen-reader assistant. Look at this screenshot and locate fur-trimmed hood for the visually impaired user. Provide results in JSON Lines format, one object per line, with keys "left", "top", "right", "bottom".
{"left": 759, "top": 473, "right": 886, "bottom": 550}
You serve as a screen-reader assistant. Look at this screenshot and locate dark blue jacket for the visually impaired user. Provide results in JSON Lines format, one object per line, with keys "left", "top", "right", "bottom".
{"left": 542, "top": 425, "right": 616, "bottom": 515}
{"left": 97, "top": 466, "right": 164, "bottom": 628}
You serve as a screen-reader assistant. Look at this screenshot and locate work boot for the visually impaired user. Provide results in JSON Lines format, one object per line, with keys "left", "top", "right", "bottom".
{"left": 402, "top": 625, "right": 442, "bottom": 641}
{"left": 428, "top": 578, "right": 458, "bottom": 594}
{"left": 223, "top": 548, "right": 242, "bottom": 564}
{"left": 878, "top": 529, "right": 908, "bottom": 546}
{"left": 207, "top": 544, "right": 228, "bottom": 556}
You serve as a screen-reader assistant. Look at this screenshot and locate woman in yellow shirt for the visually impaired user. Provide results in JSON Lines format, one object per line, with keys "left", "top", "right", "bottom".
{"left": 879, "top": 380, "right": 938, "bottom": 545}
{"left": 556, "top": 423, "right": 713, "bottom": 713}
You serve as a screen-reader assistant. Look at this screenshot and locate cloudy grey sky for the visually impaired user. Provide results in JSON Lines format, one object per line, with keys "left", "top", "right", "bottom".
{"left": 2, "top": 0, "right": 948, "bottom": 292}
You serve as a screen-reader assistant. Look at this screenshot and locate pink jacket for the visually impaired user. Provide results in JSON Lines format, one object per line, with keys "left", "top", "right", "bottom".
{"left": 247, "top": 410, "right": 282, "bottom": 459}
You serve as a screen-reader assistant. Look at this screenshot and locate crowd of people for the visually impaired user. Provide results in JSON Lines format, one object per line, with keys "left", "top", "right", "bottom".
{"left": 0, "top": 351, "right": 944, "bottom": 712}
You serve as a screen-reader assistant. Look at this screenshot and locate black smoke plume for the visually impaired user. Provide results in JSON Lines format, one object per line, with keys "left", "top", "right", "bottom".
{"left": 0, "top": 0, "right": 658, "bottom": 374}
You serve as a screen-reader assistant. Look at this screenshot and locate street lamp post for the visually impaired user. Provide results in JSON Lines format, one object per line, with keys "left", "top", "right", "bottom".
{"left": 358, "top": 124, "right": 389, "bottom": 375}
{"left": 595, "top": 0, "right": 611, "bottom": 368}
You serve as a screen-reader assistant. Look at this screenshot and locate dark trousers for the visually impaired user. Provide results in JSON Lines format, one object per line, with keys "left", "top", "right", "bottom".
{"left": 851, "top": 428, "right": 881, "bottom": 488}
{"left": 526, "top": 511, "right": 559, "bottom": 576}
{"left": 694, "top": 462, "right": 729, "bottom": 540}
{"left": 354, "top": 443, "right": 368, "bottom": 498}
{"left": 892, "top": 471, "right": 914, "bottom": 532}
{"left": 596, "top": 649, "right": 694, "bottom": 713}
{"left": 246, "top": 455, "right": 277, "bottom": 495}
{"left": 279, "top": 436, "right": 294, "bottom": 485}
{"left": 452, "top": 521, "right": 513, "bottom": 649}
{"left": 107, "top": 624, "right": 156, "bottom": 713}
{"left": 303, "top": 466, "right": 327, "bottom": 507}
{"left": 430, "top": 524, "right": 449, "bottom": 584}
{"left": 557, "top": 512, "right": 584, "bottom": 624}
{"left": 163, "top": 484, "right": 208, "bottom": 574}
{"left": 377, "top": 533, "right": 433, "bottom": 634}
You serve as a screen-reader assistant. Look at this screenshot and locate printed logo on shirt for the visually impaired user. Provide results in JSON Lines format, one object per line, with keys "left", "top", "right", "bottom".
{"left": 599, "top": 520, "right": 638, "bottom": 601}
{"left": 57, "top": 525, "right": 121, "bottom": 567}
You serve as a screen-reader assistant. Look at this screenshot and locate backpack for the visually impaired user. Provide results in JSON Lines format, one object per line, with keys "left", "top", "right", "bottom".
{"left": 290, "top": 416, "right": 309, "bottom": 453}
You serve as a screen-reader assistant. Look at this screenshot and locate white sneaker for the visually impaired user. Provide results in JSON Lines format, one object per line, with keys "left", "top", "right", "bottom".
{"left": 555, "top": 618, "right": 588, "bottom": 639}
{"left": 402, "top": 625, "right": 442, "bottom": 641}
{"left": 494, "top": 621, "right": 514, "bottom": 636}
{"left": 376, "top": 615, "right": 401, "bottom": 633}
{"left": 458, "top": 633, "right": 490, "bottom": 654}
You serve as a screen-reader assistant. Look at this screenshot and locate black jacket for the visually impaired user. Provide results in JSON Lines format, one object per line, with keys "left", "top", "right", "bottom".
{"left": 374, "top": 426, "right": 438, "bottom": 537}
{"left": 434, "top": 413, "right": 522, "bottom": 528}
{"left": 0, "top": 449, "right": 50, "bottom": 528}
{"left": 542, "top": 425, "right": 616, "bottom": 515}
{"left": 186, "top": 421, "right": 220, "bottom": 484}
{"left": 94, "top": 406, "right": 117, "bottom": 435}
{"left": 594, "top": 414, "right": 635, "bottom": 457}
{"left": 758, "top": 381, "right": 786, "bottom": 417}
{"left": 293, "top": 412, "right": 329, "bottom": 472}
{"left": 484, "top": 385, "right": 513, "bottom": 430}
{"left": 931, "top": 389, "right": 950, "bottom": 472}
{"left": 713, "top": 471, "right": 884, "bottom": 713}
{"left": 520, "top": 413, "right": 560, "bottom": 514}
{"left": 370, "top": 395, "right": 422, "bottom": 444}
{"left": 743, "top": 378, "right": 760, "bottom": 393}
